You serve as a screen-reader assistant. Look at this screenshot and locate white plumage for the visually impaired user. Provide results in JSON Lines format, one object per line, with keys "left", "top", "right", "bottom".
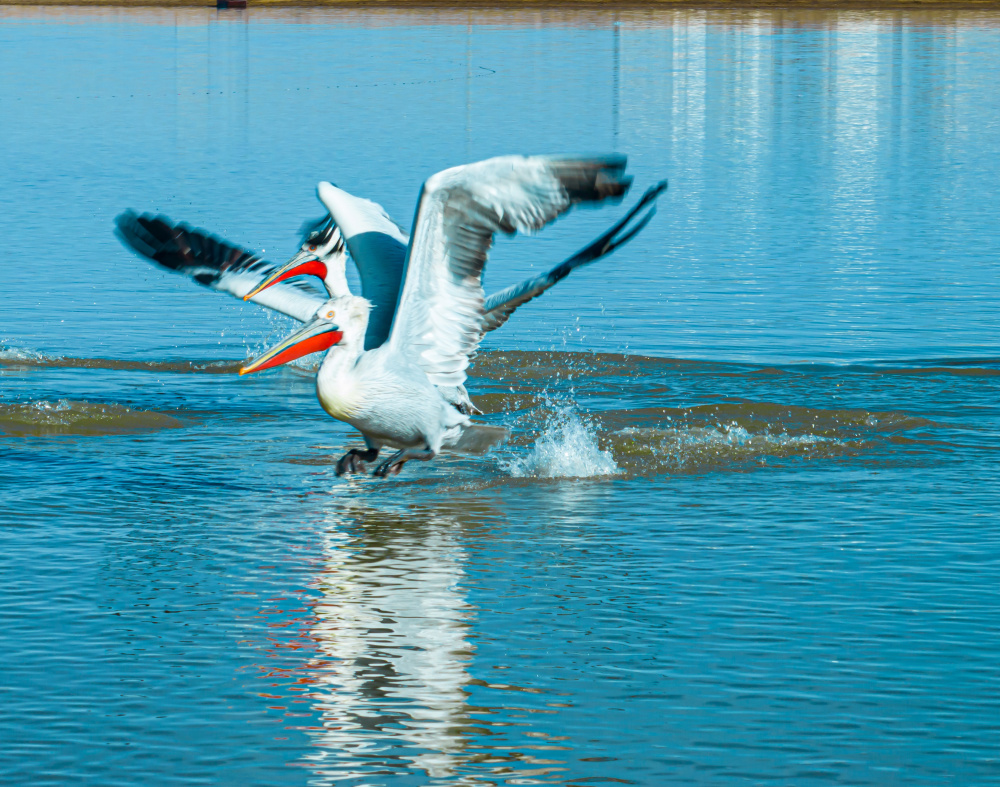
{"left": 116, "top": 154, "right": 665, "bottom": 476}
{"left": 242, "top": 154, "right": 641, "bottom": 476}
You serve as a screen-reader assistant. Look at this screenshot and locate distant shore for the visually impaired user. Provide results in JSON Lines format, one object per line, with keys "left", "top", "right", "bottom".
{"left": 3, "top": 0, "right": 999, "bottom": 7}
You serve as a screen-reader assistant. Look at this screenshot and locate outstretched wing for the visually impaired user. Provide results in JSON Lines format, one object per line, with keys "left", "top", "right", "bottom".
{"left": 115, "top": 211, "right": 325, "bottom": 323}
{"left": 316, "top": 182, "right": 409, "bottom": 349}
{"left": 480, "top": 180, "right": 667, "bottom": 333}
{"left": 388, "top": 154, "right": 632, "bottom": 387}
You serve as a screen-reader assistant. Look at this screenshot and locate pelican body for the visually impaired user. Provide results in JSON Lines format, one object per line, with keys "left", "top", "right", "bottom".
{"left": 115, "top": 154, "right": 665, "bottom": 476}
{"left": 240, "top": 154, "right": 639, "bottom": 476}
{"left": 242, "top": 174, "right": 666, "bottom": 419}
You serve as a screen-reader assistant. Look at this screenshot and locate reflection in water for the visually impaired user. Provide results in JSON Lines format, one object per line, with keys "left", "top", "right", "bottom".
{"left": 250, "top": 493, "right": 576, "bottom": 784}
{"left": 175, "top": 8, "right": 250, "bottom": 166}
{"left": 248, "top": 494, "right": 571, "bottom": 785}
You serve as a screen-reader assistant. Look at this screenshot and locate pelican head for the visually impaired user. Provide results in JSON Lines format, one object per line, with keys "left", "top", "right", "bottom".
{"left": 239, "top": 297, "right": 346, "bottom": 376}
{"left": 239, "top": 295, "right": 371, "bottom": 376}
{"left": 243, "top": 215, "right": 348, "bottom": 302}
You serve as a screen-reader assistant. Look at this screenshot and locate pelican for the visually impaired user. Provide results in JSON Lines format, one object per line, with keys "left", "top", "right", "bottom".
{"left": 246, "top": 177, "right": 665, "bottom": 347}
{"left": 236, "top": 154, "right": 640, "bottom": 477}
{"left": 116, "top": 171, "right": 666, "bottom": 421}
{"left": 245, "top": 175, "right": 664, "bottom": 417}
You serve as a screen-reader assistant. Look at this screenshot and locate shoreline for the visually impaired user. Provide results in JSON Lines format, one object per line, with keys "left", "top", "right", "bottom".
{"left": 3, "top": 0, "right": 1000, "bottom": 7}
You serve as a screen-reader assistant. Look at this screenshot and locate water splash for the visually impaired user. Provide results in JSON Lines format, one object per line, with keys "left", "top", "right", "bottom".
{"left": 26, "top": 399, "right": 73, "bottom": 414}
{"left": 0, "top": 342, "right": 48, "bottom": 363}
{"left": 660, "top": 422, "right": 831, "bottom": 455}
{"left": 610, "top": 421, "right": 845, "bottom": 474}
{"left": 502, "top": 404, "right": 619, "bottom": 479}
{"left": 287, "top": 355, "right": 322, "bottom": 374}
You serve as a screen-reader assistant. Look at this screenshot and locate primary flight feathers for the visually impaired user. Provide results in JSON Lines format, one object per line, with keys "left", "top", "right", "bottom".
{"left": 115, "top": 167, "right": 664, "bottom": 345}
{"left": 390, "top": 155, "right": 634, "bottom": 389}
{"left": 115, "top": 211, "right": 326, "bottom": 323}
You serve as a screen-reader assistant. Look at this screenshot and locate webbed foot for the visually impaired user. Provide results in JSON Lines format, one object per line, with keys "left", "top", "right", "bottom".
{"left": 371, "top": 448, "right": 436, "bottom": 479}
{"left": 336, "top": 447, "right": 380, "bottom": 476}
{"left": 373, "top": 460, "right": 404, "bottom": 478}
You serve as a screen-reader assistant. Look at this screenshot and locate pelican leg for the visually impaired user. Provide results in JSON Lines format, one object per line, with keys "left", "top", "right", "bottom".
{"left": 372, "top": 448, "right": 436, "bottom": 478}
{"left": 336, "top": 447, "right": 380, "bottom": 476}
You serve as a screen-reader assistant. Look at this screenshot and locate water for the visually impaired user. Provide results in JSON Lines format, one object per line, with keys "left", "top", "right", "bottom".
{"left": 2, "top": 6, "right": 1000, "bottom": 786}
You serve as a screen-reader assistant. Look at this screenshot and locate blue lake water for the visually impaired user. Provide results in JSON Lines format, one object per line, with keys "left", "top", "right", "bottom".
{"left": 1, "top": 6, "right": 999, "bottom": 785}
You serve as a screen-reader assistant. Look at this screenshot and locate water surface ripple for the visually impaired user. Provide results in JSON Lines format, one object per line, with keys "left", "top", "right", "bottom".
{"left": 2, "top": 7, "right": 999, "bottom": 787}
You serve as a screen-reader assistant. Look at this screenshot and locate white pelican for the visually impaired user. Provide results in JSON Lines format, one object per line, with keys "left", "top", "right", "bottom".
{"left": 236, "top": 154, "right": 640, "bottom": 477}
{"left": 115, "top": 172, "right": 666, "bottom": 422}
{"left": 243, "top": 175, "right": 664, "bottom": 418}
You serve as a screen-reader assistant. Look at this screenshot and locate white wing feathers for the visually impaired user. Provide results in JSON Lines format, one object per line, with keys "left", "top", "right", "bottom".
{"left": 316, "top": 181, "right": 408, "bottom": 243}
{"left": 202, "top": 268, "right": 324, "bottom": 324}
{"left": 389, "top": 155, "right": 632, "bottom": 388}
{"left": 316, "top": 182, "right": 409, "bottom": 349}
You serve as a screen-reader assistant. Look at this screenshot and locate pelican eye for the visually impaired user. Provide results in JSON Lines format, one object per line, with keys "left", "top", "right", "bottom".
{"left": 309, "top": 245, "right": 317, "bottom": 252}
{"left": 326, "top": 310, "right": 335, "bottom": 319}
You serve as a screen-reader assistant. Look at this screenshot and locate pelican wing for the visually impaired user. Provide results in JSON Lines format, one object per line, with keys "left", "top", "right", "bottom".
{"left": 389, "top": 155, "right": 632, "bottom": 387}
{"left": 316, "top": 183, "right": 409, "bottom": 350}
{"left": 480, "top": 179, "right": 667, "bottom": 333}
{"left": 115, "top": 211, "right": 325, "bottom": 323}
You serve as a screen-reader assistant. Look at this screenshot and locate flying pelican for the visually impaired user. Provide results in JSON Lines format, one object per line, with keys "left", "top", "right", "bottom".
{"left": 235, "top": 154, "right": 639, "bottom": 477}
{"left": 116, "top": 173, "right": 666, "bottom": 419}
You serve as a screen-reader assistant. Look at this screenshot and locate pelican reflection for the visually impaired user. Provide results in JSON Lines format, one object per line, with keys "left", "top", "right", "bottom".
{"left": 296, "top": 498, "right": 482, "bottom": 783}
